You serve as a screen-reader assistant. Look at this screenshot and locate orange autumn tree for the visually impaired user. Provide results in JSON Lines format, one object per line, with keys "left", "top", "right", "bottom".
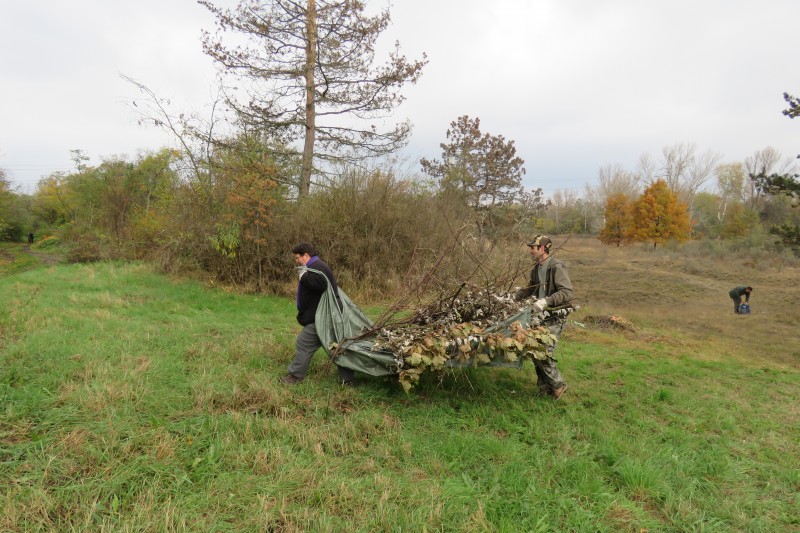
{"left": 631, "top": 179, "right": 691, "bottom": 249}
{"left": 599, "top": 193, "right": 635, "bottom": 246}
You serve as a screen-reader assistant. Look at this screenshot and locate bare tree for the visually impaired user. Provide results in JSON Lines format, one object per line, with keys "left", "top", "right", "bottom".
{"left": 655, "top": 143, "right": 720, "bottom": 206}
{"left": 684, "top": 149, "right": 721, "bottom": 202}
{"left": 595, "top": 163, "right": 641, "bottom": 202}
{"left": 123, "top": 76, "right": 221, "bottom": 185}
{"left": 661, "top": 143, "right": 694, "bottom": 193}
{"left": 584, "top": 164, "right": 640, "bottom": 230}
{"left": 743, "top": 146, "right": 794, "bottom": 179}
{"left": 636, "top": 153, "right": 657, "bottom": 183}
{"left": 200, "top": 0, "right": 427, "bottom": 197}
{"left": 743, "top": 147, "right": 795, "bottom": 208}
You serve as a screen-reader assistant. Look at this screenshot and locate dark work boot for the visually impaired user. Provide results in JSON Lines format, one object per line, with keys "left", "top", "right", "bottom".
{"left": 280, "top": 373, "right": 303, "bottom": 385}
{"left": 551, "top": 383, "right": 568, "bottom": 400}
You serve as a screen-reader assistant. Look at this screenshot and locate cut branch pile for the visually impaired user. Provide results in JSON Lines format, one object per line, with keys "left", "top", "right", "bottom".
{"left": 370, "top": 283, "right": 574, "bottom": 391}
{"left": 583, "top": 314, "right": 635, "bottom": 332}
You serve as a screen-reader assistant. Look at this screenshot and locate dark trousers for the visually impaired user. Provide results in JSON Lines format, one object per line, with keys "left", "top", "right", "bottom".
{"left": 288, "top": 323, "right": 355, "bottom": 382}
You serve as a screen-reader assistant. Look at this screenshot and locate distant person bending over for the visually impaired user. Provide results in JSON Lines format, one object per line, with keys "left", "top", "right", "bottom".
{"left": 729, "top": 285, "right": 752, "bottom": 314}
{"left": 514, "top": 235, "right": 575, "bottom": 400}
{"left": 281, "top": 242, "right": 357, "bottom": 386}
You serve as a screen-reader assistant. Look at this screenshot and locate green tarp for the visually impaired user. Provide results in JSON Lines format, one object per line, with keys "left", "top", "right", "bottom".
{"left": 312, "top": 271, "right": 397, "bottom": 377}
{"left": 313, "top": 271, "right": 537, "bottom": 378}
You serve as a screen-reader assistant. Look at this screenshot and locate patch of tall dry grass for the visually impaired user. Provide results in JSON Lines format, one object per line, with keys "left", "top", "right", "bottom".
{"left": 547, "top": 236, "right": 800, "bottom": 369}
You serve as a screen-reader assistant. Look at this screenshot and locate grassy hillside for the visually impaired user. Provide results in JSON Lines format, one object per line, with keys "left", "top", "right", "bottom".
{"left": 1, "top": 239, "right": 798, "bottom": 531}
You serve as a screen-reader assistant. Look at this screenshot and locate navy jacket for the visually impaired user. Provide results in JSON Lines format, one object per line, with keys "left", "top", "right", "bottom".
{"left": 296, "top": 257, "right": 341, "bottom": 326}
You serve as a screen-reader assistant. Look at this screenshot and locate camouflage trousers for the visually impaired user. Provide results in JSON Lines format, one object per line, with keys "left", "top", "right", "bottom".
{"left": 534, "top": 320, "right": 567, "bottom": 393}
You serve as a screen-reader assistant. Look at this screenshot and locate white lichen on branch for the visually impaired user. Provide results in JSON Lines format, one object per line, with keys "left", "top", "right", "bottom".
{"left": 371, "top": 283, "right": 574, "bottom": 392}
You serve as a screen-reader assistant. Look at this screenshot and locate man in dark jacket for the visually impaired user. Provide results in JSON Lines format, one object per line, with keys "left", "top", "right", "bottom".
{"left": 729, "top": 285, "right": 752, "bottom": 314}
{"left": 514, "top": 235, "right": 575, "bottom": 400}
{"left": 281, "top": 243, "right": 356, "bottom": 386}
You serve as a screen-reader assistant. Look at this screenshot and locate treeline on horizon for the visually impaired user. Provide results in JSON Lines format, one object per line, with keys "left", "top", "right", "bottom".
{"left": 1, "top": 135, "right": 799, "bottom": 297}
{"left": 1, "top": 0, "right": 799, "bottom": 299}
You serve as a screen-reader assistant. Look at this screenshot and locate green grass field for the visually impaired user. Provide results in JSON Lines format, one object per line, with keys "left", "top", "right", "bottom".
{"left": 1, "top": 240, "right": 798, "bottom": 531}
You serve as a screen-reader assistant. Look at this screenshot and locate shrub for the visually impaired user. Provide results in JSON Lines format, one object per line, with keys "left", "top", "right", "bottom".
{"left": 33, "top": 236, "right": 61, "bottom": 249}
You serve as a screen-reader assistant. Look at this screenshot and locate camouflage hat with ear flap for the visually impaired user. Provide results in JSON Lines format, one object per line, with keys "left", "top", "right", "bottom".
{"left": 527, "top": 235, "right": 553, "bottom": 252}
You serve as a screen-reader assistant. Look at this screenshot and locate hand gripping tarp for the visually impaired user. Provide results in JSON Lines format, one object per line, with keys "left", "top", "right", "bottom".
{"left": 312, "top": 269, "right": 537, "bottom": 377}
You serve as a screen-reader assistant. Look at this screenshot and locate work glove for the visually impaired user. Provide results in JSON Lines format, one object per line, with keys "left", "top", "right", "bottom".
{"left": 297, "top": 266, "right": 308, "bottom": 280}
{"left": 532, "top": 298, "right": 548, "bottom": 312}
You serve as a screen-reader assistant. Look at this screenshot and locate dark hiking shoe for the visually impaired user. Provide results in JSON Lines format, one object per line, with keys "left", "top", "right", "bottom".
{"left": 280, "top": 374, "right": 303, "bottom": 385}
{"left": 338, "top": 379, "right": 357, "bottom": 387}
{"left": 551, "top": 384, "right": 568, "bottom": 400}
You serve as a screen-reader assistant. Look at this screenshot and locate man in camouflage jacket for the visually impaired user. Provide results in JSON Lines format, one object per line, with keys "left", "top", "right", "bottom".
{"left": 514, "top": 235, "right": 575, "bottom": 400}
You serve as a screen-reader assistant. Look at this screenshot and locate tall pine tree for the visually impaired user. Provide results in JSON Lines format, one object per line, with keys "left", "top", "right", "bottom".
{"left": 200, "top": 0, "right": 427, "bottom": 197}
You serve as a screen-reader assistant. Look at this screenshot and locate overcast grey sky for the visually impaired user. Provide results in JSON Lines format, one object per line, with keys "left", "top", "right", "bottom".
{"left": 2, "top": 0, "right": 799, "bottom": 196}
